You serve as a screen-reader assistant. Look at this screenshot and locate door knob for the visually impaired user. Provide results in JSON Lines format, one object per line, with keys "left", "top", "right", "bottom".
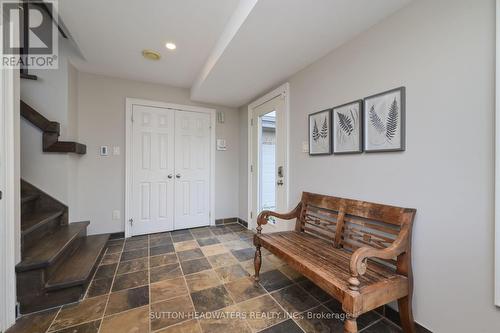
{"left": 167, "top": 174, "right": 173, "bottom": 179}
{"left": 176, "top": 174, "right": 182, "bottom": 179}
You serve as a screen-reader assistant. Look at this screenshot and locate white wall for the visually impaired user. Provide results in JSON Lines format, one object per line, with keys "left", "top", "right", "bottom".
{"left": 75, "top": 72, "right": 240, "bottom": 235}
{"left": 240, "top": 0, "right": 498, "bottom": 331}
{"left": 20, "top": 39, "right": 81, "bottom": 221}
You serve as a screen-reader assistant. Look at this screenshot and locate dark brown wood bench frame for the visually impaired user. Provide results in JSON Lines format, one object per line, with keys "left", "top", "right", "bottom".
{"left": 253, "top": 192, "right": 417, "bottom": 333}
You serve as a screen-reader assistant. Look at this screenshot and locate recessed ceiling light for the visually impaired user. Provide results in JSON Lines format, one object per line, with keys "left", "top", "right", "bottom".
{"left": 165, "top": 42, "right": 176, "bottom": 50}
{"left": 142, "top": 49, "right": 161, "bottom": 61}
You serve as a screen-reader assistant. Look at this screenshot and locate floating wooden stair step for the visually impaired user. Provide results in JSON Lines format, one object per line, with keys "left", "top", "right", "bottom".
{"left": 44, "top": 141, "right": 86, "bottom": 154}
{"left": 20, "top": 73, "right": 38, "bottom": 81}
{"left": 45, "top": 234, "right": 110, "bottom": 291}
{"left": 21, "top": 210, "right": 63, "bottom": 236}
{"left": 16, "top": 221, "right": 89, "bottom": 272}
{"left": 20, "top": 100, "right": 86, "bottom": 155}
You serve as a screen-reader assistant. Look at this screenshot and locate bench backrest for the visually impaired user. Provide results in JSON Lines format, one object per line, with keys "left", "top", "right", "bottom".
{"left": 295, "top": 192, "right": 416, "bottom": 269}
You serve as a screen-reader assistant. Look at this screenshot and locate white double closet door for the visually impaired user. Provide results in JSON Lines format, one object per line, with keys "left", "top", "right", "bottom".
{"left": 131, "top": 105, "right": 211, "bottom": 236}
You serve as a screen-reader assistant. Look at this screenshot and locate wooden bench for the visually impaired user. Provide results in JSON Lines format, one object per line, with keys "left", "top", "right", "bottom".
{"left": 253, "top": 192, "right": 417, "bottom": 333}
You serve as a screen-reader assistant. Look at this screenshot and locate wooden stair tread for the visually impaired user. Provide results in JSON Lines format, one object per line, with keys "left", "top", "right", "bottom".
{"left": 21, "top": 210, "right": 63, "bottom": 235}
{"left": 44, "top": 141, "right": 87, "bottom": 154}
{"left": 20, "top": 73, "right": 38, "bottom": 80}
{"left": 21, "top": 193, "right": 39, "bottom": 204}
{"left": 46, "top": 234, "right": 110, "bottom": 291}
{"left": 16, "top": 221, "right": 89, "bottom": 272}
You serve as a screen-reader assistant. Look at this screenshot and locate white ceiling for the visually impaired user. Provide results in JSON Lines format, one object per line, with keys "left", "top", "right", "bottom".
{"left": 191, "top": 0, "right": 412, "bottom": 107}
{"left": 59, "top": 0, "right": 412, "bottom": 107}
{"left": 58, "top": 0, "right": 239, "bottom": 88}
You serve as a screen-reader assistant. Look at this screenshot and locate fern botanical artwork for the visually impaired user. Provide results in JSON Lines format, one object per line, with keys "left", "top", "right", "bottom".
{"left": 332, "top": 100, "right": 363, "bottom": 154}
{"left": 309, "top": 109, "right": 332, "bottom": 155}
{"left": 363, "top": 87, "right": 406, "bottom": 152}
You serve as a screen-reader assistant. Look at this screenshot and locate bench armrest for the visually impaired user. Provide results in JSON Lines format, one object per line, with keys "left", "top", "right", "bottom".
{"left": 256, "top": 203, "right": 302, "bottom": 230}
{"left": 348, "top": 223, "right": 410, "bottom": 290}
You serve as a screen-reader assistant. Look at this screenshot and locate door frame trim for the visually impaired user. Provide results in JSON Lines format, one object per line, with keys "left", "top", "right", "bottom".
{"left": 495, "top": 0, "right": 500, "bottom": 308}
{"left": 125, "top": 98, "right": 216, "bottom": 238}
{"left": 247, "top": 83, "right": 290, "bottom": 230}
{"left": 0, "top": 67, "right": 19, "bottom": 330}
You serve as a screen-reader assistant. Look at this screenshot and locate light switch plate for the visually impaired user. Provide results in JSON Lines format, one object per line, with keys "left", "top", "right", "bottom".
{"left": 113, "top": 146, "right": 120, "bottom": 155}
{"left": 112, "top": 210, "right": 120, "bottom": 220}
{"left": 216, "top": 139, "right": 227, "bottom": 151}
{"left": 100, "top": 146, "right": 108, "bottom": 156}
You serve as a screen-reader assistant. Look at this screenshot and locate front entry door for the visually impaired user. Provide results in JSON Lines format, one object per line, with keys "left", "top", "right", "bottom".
{"left": 251, "top": 94, "right": 288, "bottom": 232}
{"left": 174, "top": 111, "right": 211, "bottom": 229}
{"left": 132, "top": 105, "right": 175, "bottom": 236}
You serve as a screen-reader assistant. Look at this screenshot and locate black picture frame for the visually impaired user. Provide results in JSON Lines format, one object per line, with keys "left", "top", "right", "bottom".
{"left": 332, "top": 100, "right": 363, "bottom": 154}
{"left": 308, "top": 109, "right": 332, "bottom": 156}
{"left": 363, "top": 87, "right": 406, "bottom": 152}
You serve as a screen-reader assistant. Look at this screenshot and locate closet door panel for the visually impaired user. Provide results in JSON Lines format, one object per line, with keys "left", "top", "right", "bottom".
{"left": 174, "top": 111, "right": 210, "bottom": 229}
{"left": 131, "top": 105, "right": 174, "bottom": 235}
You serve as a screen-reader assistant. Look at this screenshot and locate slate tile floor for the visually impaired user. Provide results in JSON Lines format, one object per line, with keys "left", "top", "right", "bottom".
{"left": 7, "top": 224, "right": 412, "bottom": 333}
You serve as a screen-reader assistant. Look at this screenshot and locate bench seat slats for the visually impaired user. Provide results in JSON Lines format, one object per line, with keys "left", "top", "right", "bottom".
{"left": 258, "top": 231, "right": 406, "bottom": 292}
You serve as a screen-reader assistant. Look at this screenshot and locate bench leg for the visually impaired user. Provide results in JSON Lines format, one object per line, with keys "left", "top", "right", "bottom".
{"left": 344, "top": 316, "right": 358, "bottom": 333}
{"left": 254, "top": 245, "right": 262, "bottom": 282}
{"left": 398, "top": 296, "right": 417, "bottom": 333}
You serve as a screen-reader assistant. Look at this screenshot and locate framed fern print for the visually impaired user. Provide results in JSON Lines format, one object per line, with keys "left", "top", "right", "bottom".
{"left": 308, "top": 109, "right": 332, "bottom": 155}
{"left": 363, "top": 87, "right": 406, "bottom": 152}
{"left": 332, "top": 100, "right": 363, "bottom": 154}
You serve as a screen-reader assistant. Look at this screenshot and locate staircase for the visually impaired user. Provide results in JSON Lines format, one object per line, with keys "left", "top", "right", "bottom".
{"left": 16, "top": 180, "right": 109, "bottom": 314}
{"left": 20, "top": 100, "right": 87, "bottom": 154}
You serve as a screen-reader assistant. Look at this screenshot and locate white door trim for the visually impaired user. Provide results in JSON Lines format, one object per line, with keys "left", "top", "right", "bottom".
{"left": 247, "top": 83, "right": 290, "bottom": 230}
{"left": 125, "top": 98, "right": 216, "bottom": 238}
{"left": 0, "top": 67, "right": 18, "bottom": 330}
{"left": 495, "top": 0, "right": 500, "bottom": 308}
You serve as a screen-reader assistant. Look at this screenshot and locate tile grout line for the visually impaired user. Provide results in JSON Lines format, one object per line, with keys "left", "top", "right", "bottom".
{"left": 219, "top": 226, "right": 308, "bottom": 332}
{"left": 84, "top": 241, "right": 125, "bottom": 299}
{"left": 209, "top": 240, "right": 254, "bottom": 333}
{"left": 168, "top": 229, "right": 201, "bottom": 332}
{"left": 381, "top": 316, "right": 404, "bottom": 330}
{"left": 252, "top": 250, "right": 326, "bottom": 332}
{"left": 96, "top": 237, "right": 125, "bottom": 333}
{"left": 358, "top": 318, "right": 384, "bottom": 332}
{"left": 263, "top": 261, "right": 336, "bottom": 332}
{"left": 227, "top": 226, "right": 293, "bottom": 332}
{"left": 187, "top": 231, "right": 208, "bottom": 333}
{"left": 43, "top": 307, "right": 62, "bottom": 333}
{"left": 180, "top": 227, "right": 253, "bottom": 332}
{"left": 184, "top": 228, "right": 239, "bottom": 331}
{"left": 265, "top": 283, "right": 304, "bottom": 331}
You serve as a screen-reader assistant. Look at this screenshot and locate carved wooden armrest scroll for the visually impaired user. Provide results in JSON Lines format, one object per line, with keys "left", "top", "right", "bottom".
{"left": 347, "top": 223, "right": 410, "bottom": 292}
{"left": 256, "top": 203, "right": 302, "bottom": 234}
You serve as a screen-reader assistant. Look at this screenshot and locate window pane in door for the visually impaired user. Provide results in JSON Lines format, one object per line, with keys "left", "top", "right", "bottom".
{"left": 259, "top": 111, "right": 276, "bottom": 212}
